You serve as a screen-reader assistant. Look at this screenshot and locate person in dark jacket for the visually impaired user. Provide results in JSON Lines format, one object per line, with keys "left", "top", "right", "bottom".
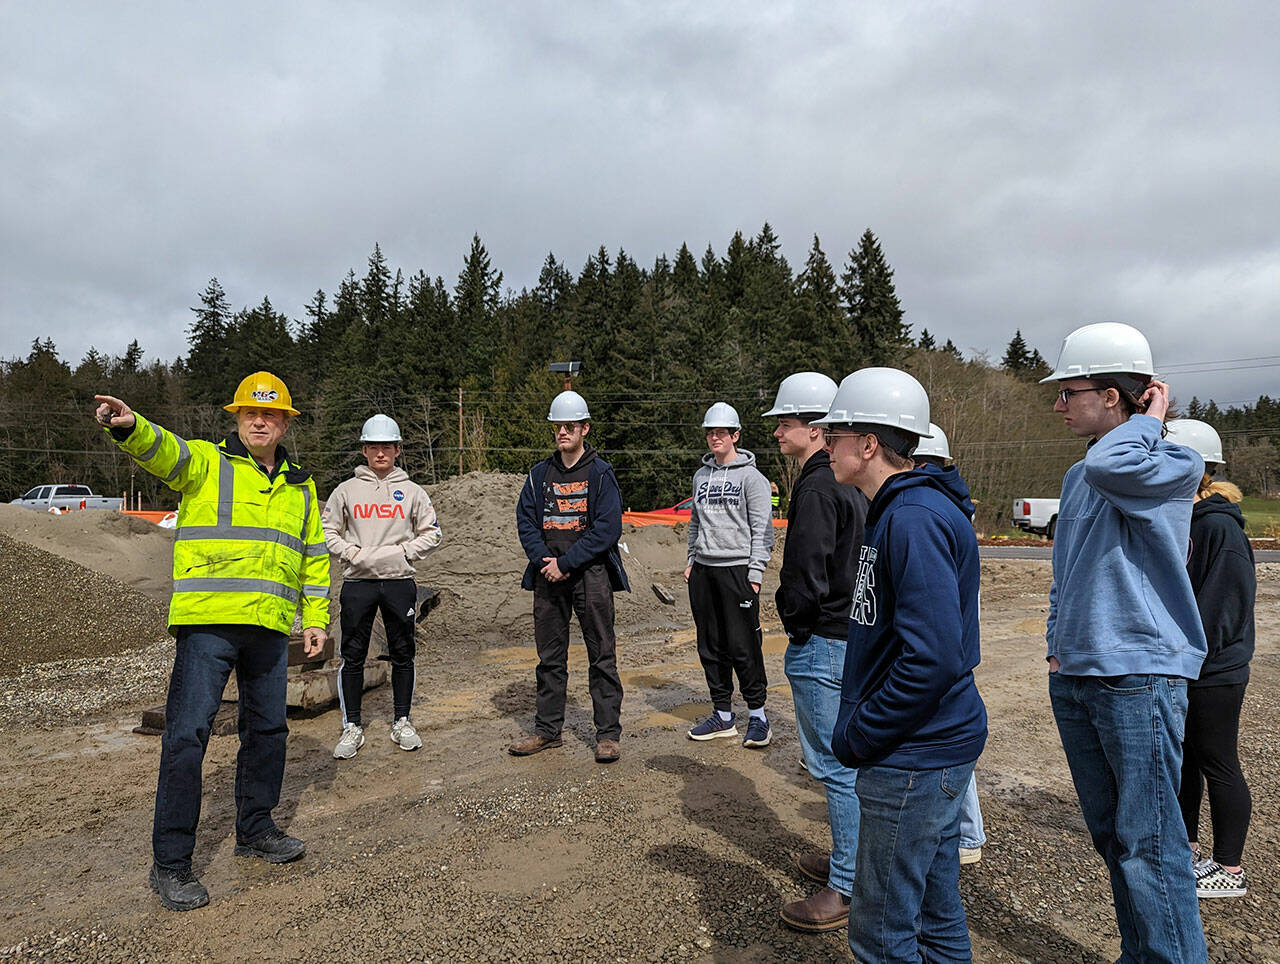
{"left": 1166, "top": 419, "right": 1255, "bottom": 899}
{"left": 765, "top": 372, "right": 867, "bottom": 933}
{"left": 512, "top": 390, "right": 630, "bottom": 763}
{"left": 815, "top": 368, "right": 986, "bottom": 963}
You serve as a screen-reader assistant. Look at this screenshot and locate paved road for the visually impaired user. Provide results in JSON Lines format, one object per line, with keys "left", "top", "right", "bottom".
{"left": 981, "top": 545, "right": 1280, "bottom": 563}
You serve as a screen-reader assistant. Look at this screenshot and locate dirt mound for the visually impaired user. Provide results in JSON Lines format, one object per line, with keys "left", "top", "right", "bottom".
{"left": 414, "top": 472, "right": 691, "bottom": 649}
{"left": 0, "top": 533, "right": 169, "bottom": 676}
{"left": 0, "top": 504, "right": 175, "bottom": 606}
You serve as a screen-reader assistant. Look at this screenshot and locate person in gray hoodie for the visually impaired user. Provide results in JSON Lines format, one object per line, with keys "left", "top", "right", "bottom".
{"left": 323, "top": 414, "right": 442, "bottom": 760}
{"left": 684, "top": 402, "right": 775, "bottom": 748}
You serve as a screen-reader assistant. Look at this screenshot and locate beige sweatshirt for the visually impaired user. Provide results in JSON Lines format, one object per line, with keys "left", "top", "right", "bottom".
{"left": 322, "top": 466, "right": 442, "bottom": 579}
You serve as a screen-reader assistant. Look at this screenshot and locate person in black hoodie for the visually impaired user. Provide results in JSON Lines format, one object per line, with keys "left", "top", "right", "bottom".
{"left": 1166, "top": 419, "right": 1255, "bottom": 899}
{"left": 814, "top": 368, "right": 986, "bottom": 963}
{"left": 512, "top": 390, "right": 630, "bottom": 764}
{"left": 765, "top": 372, "right": 867, "bottom": 933}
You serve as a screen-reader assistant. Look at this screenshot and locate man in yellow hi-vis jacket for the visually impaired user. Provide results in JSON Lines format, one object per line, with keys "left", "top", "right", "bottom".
{"left": 95, "top": 371, "right": 329, "bottom": 913}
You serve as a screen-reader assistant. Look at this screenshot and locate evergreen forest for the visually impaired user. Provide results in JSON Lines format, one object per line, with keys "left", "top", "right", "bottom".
{"left": 3, "top": 226, "right": 1278, "bottom": 531}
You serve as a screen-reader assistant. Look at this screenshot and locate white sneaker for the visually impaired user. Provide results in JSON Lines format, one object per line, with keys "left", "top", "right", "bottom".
{"left": 959, "top": 846, "right": 982, "bottom": 865}
{"left": 1196, "top": 862, "right": 1246, "bottom": 898}
{"left": 391, "top": 717, "right": 422, "bottom": 751}
{"left": 333, "top": 723, "right": 364, "bottom": 759}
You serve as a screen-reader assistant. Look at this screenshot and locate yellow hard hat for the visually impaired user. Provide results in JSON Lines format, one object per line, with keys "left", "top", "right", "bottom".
{"left": 224, "top": 371, "right": 300, "bottom": 416}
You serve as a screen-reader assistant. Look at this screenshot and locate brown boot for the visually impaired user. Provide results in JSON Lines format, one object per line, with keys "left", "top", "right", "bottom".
{"left": 595, "top": 738, "right": 620, "bottom": 763}
{"left": 507, "top": 734, "right": 563, "bottom": 756}
{"left": 780, "top": 886, "right": 851, "bottom": 932}
{"left": 795, "top": 851, "right": 830, "bottom": 884}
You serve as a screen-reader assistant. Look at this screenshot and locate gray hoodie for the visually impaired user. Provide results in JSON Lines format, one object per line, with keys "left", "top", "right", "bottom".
{"left": 686, "top": 449, "right": 774, "bottom": 583}
{"left": 323, "top": 465, "right": 441, "bottom": 579}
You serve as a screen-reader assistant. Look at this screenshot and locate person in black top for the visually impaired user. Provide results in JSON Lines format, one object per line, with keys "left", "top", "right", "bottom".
{"left": 1166, "top": 419, "right": 1255, "bottom": 899}
{"left": 765, "top": 373, "right": 867, "bottom": 933}
{"left": 512, "top": 390, "right": 629, "bottom": 763}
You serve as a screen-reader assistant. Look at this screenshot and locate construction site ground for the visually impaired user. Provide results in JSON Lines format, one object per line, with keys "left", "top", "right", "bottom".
{"left": 1, "top": 474, "right": 1278, "bottom": 963}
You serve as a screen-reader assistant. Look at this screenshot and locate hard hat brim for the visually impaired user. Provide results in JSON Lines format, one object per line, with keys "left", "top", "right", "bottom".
{"left": 225, "top": 402, "right": 301, "bottom": 416}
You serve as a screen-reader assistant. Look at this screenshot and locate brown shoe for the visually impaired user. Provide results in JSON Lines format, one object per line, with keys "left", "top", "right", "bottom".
{"left": 780, "top": 885, "right": 851, "bottom": 932}
{"left": 595, "top": 738, "right": 620, "bottom": 763}
{"left": 507, "top": 734, "right": 563, "bottom": 756}
{"left": 796, "top": 851, "right": 830, "bottom": 884}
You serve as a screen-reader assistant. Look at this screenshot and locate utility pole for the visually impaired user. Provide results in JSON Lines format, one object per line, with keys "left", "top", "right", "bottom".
{"left": 457, "top": 386, "right": 463, "bottom": 476}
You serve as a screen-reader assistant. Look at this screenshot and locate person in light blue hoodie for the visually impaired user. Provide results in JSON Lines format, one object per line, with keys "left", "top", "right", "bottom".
{"left": 1041, "top": 322, "right": 1208, "bottom": 964}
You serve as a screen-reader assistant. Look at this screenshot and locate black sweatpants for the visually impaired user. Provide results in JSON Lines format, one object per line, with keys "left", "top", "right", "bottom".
{"left": 689, "top": 562, "right": 767, "bottom": 712}
{"left": 339, "top": 577, "right": 417, "bottom": 725}
{"left": 532, "top": 563, "right": 623, "bottom": 741}
{"left": 1179, "top": 682, "right": 1251, "bottom": 866}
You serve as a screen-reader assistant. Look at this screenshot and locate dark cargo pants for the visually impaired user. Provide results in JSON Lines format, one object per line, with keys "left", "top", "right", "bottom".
{"left": 532, "top": 562, "right": 623, "bottom": 741}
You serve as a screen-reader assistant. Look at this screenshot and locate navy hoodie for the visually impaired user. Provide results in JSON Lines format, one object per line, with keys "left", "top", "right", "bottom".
{"left": 832, "top": 464, "right": 987, "bottom": 770}
{"left": 1188, "top": 494, "right": 1256, "bottom": 687}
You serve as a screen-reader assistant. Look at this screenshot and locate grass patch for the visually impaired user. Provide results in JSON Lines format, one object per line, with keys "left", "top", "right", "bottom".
{"left": 1239, "top": 496, "right": 1280, "bottom": 537}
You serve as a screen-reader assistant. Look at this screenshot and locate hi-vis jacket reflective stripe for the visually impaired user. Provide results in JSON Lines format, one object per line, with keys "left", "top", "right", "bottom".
{"left": 109, "top": 414, "right": 330, "bottom": 635}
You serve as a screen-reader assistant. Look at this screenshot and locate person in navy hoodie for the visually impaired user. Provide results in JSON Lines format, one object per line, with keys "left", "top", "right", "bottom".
{"left": 1041, "top": 323, "right": 1208, "bottom": 963}
{"left": 511, "top": 389, "right": 630, "bottom": 764}
{"left": 816, "top": 368, "right": 986, "bottom": 963}
{"left": 1165, "top": 418, "right": 1255, "bottom": 900}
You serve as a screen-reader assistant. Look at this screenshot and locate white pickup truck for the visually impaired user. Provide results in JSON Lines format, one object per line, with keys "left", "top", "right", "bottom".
{"left": 1012, "top": 498, "right": 1060, "bottom": 539}
{"left": 11, "top": 484, "right": 123, "bottom": 512}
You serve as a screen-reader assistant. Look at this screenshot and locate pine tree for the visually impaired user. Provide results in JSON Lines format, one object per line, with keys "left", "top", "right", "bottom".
{"left": 186, "top": 278, "right": 232, "bottom": 406}
{"left": 840, "top": 229, "right": 909, "bottom": 366}
{"left": 454, "top": 234, "right": 503, "bottom": 379}
{"left": 942, "top": 339, "right": 962, "bottom": 359}
{"left": 1002, "top": 330, "right": 1032, "bottom": 374}
{"left": 918, "top": 329, "right": 937, "bottom": 350}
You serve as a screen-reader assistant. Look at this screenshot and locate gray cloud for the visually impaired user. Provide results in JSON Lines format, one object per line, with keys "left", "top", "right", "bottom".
{"left": 2, "top": 0, "right": 1277, "bottom": 406}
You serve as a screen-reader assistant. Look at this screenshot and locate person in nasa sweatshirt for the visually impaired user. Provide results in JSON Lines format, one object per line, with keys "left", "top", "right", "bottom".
{"left": 322, "top": 414, "right": 441, "bottom": 760}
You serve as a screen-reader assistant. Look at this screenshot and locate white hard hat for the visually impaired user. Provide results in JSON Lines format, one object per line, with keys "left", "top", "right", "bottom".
{"left": 702, "top": 402, "right": 741, "bottom": 430}
{"left": 812, "top": 367, "right": 933, "bottom": 439}
{"left": 762, "top": 372, "right": 839, "bottom": 418}
{"left": 360, "top": 413, "right": 401, "bottom": 443}
{"left": 1039, "top": 322, "right": 1156, "bottom": 384}
{"left": 1165, "top": 419, "right": 1224, "bottom": 466}
{"left": 548, "top": 390, "right": 590, "bottom": 422}
{"left": 913, "top": 423, "right": 951, "bottom": 461}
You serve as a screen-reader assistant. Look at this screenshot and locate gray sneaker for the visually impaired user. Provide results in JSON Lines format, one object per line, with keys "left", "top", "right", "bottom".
{"left": 390, "top": 717, "right": 422, "bottom": 751}
{"left": 333, "top": 723, "right": 364, "bottom": 759}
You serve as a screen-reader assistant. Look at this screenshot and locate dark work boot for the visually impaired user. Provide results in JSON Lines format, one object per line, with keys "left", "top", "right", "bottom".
{"left": 779, "top": 885, "right": 851, "bottom": 932}
{"left": 234, "top": 828, "right": 306, "bottom": 863}
{"left": 149, "top": 864, "right": 210, "bottom": 912}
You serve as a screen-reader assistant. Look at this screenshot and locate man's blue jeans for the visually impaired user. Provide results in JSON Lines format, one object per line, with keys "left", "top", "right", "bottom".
{"left": 1049, "top": 672, "right": 1208, "bottom": 964}
{"left": 785, "top": 636, "right": 859, "bottom": 896}
{"left": 153, "top": 626, "right": 290, "bottom": 871}
{"left": 849, "top": 761, "right": 975, "bottom": 963}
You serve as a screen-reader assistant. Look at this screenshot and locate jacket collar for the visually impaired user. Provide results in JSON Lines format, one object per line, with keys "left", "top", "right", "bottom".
{"left": 220, "top": 432, "right": 310, "bottom": 484}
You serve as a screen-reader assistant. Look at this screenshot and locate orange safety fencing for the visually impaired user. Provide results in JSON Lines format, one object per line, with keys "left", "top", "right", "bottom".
{"left": 121, "top": 510, "right": 175, "bottom": 525}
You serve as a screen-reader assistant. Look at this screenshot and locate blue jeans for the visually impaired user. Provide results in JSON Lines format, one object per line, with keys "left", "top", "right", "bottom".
{"left": 153, "top": 626, "right": 290, "bottom": 871}
{"left": 849, "top": 761, "right": 975, "bottom": 963}
{"left": 959, "top": 772, "right": 985, "bottom": 848}
{"left": 1049, "top": 672, "right": 1207, "bottom": 964}
{"left": 785, "top": 636, "right": 859, "bottom": 896}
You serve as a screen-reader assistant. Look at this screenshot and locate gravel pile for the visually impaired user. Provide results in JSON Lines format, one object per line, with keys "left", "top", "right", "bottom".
{"left": 0, "top": 533, "right": 168, "bottom": 677}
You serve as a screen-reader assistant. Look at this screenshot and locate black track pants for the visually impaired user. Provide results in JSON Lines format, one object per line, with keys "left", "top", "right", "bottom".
{"left": 339, "top": 577, "right": 417, "bottom": 724}
{"left": 1179, "top": 682, "right": 1251, "bottom": 866}
{"left": 689, "top": 562, "right": 767, "bottom": 712}
{"left": 532, "top": 563, "right": 623, "bottom": 741}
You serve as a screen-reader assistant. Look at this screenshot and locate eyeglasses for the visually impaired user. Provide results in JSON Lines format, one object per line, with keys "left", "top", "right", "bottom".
{"left": 552, "top": 423, "right": 581, "bottom": 434}
{"left": 1056, "top": 387, "right": 1108, "bottom": 405}
{"left": 822, "top": 429, "right": 866, "bottom": 444}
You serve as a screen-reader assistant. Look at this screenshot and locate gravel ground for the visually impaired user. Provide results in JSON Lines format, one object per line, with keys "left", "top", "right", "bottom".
{"left": 1, "top": 554, "right": 1277, "bottom": 961}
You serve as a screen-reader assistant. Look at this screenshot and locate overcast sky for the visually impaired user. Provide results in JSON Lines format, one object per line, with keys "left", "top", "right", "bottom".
{"left": 3, "top": 1, "right": 1277, "bottom": 407}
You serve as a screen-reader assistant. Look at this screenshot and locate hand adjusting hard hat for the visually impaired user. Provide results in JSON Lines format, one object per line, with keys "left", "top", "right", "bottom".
{"left": 913, "top": 422, "right": 951, "bottom": 462}
{"left": 1039, "top": 322, "right": 1156, "bottom": 384}
{"left": 548, "top": 390, "right": 590, "bottom": 422}
{"left": 702, "top": 402, "right": 741, "bottom": 429}
{"left": 1165, "top": 419, "right": 1224, "bottom": 466}
{"left": 812, "top": 367, "right": 933, "bottom": 437}
{"left": 762, "top": 372, "right": 839, "bottom": 418}
{"left": 224, "top": 371, "right": 300, "bottom": 416}
{"left": 360, "top": 413, "right": 402, "bottom": 443}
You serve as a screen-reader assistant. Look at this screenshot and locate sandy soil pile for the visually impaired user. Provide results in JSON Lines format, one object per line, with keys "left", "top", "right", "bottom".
{"left": 0, "top": 533, "right": 168, "bottom": 676}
